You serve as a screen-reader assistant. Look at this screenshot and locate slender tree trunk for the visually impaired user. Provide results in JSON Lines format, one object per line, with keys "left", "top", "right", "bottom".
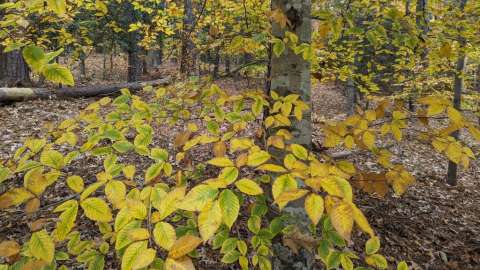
{"left": 269, "top": 1, "right": 314, "bottom": 268}
{"left": 346, "top": 78, "right": 356, "bottom": 115}
{"left": 213, "top": 47, "right": 220, "bottom": 79}
{"left": 446, "top": 0, "right": 468, "bottom": 186}
{"left": 80, "top": 53, "right": 87, "bottom": 78}
{"left": 180, "top": 0, "right": 195, "bottom": 75}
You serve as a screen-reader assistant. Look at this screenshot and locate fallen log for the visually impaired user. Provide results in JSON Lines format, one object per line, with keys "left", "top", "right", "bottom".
{"left": 0, "top": 77, "right": 171, "bottom": 102}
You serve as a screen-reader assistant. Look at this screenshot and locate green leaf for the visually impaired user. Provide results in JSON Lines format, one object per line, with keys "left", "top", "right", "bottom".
{"left": 145, "top": 162, "right": 163, "bottom": 183}
{"left": 42, "top": 63, "right": 74, "bottom": 86}
{"left": 22, "top": 45, "right": 45, "bottom": 72}
{"left": 0, "top": 165, "right": 12, "bottom": 184}
{"left": 273, "top": 39, "right": 286, "bottom": 57}
{"left": 219, "top": 190, "right": 240, "bottom": 228}
{"left": 40, "top": 150, "right": 64, "bottom": 169}
{"left": 113, "top": 141, "right": 134, "bottom": 153}
{"left": 365, "top": 236, "right": 380, "bottom": 255}
{"left": 221, "top": 250, "right": 240, "bottom": 264}
{"left": 81, "top": 198, "right": 112, "bottom": 222}
{"left": 29, "top": 230, "right": 55, "bottom": 263}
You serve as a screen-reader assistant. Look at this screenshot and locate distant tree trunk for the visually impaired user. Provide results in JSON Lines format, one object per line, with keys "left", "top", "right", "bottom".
{"left": 270, "top": 1, "right": 313, "bottom": 268}
{"left": 127, "top": 49, "right": 143, "bottom": 82}
{"left": 225, "top": 56, "right": 231, "bottom": 74}
{"left": 416, "top": 0, "right": 429, "bottom": 64}
{"left": 80, "top": 52, "right": 87, "bottom": 78}
{"left": 213, "top": 47, "right": 220, "bottom": 79}
{"left": 346, "top": 77, "right": 356, "bottom": 115}
{"left": 446, "top": 0, "right": 468, "bottom": 186}
{"left": 0, "top": 51, "right": 30, "bottom": 87}
{"left": 180, "top": 0, "right": 195, "bottom": 75}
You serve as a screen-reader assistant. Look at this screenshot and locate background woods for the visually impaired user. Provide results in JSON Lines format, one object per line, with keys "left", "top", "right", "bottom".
{"left": 0, "top": 1, "right": 479, "bottom": 270}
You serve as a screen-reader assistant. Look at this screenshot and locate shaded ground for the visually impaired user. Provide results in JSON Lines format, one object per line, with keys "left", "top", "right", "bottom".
{"left": 0, "top": 77, "right": 479, "bottom": 269}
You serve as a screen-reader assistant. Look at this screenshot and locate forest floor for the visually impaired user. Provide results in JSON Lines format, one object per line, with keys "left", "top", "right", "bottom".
{"left": 0, "top": 59, "right": 479, "bottom": 269}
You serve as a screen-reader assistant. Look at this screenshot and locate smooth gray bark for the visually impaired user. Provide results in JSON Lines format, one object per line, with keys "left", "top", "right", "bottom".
{"left": 270, "top": 0, "right": 312, "bottom": 149}
{"left": 269, "top": 1, "right": 314, "bottom": 269}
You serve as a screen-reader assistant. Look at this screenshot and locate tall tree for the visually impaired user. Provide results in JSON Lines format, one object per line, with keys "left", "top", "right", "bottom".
{"left": 180, "top": 0, "right": 196, "bottom": 75}
{"left": 269, "top": 0, "right": 314, "bottom": 268}
{"left": 446, "top": 0, "right": 468, "bottom": 186}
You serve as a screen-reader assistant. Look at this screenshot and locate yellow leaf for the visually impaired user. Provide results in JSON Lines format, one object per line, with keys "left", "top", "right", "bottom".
{"left": 177, "top": 185, "right": 218, "bottom": 212}
{"left": 290, "top": 144, "right": 309, "bottom": 160}
{"left": 168, "top": 235, "right": 202, "bottom": 259}
{"left": 29, "top": 230, "right": 55, "bottom": 263}
{"left": 427, "top": 104, "right": 445, "bottom": 116}
{"left": 0, "top": 187, "right": 34, "bottom": 209}
{"left": 304, "top": 194, "right": 324, "bottom": 225}
{"left": 230, "top": 138, "right": 253, "bottom": 153}
{"left": 121, "top": 241, "right": 156, "bottom": 270}
{"left": 352, "top": 204, "right": 374, "bottom": 238}
{"left": 256, "top": 164, "right": 288, "bottom": 173}
{"left": 81, "top": 198, "right": 113, "bottom": 222}
{"left": 165, "top": 257, "right": 195, "bottom": 270}
{"left": 218, "top": 167, "right": 239, "bottom": 185}
{"left": 213, "top": 141, "right": 227, "bottom": 157}
{"left": 154, "top": 222, "right": 176, "bottom": 250}
{"left": 126, "top": 199, "right": 147, "bottom": 220}
{"left": 330, "top": 202, "right": 354, "bottom": 242}
{"left": 362, "top": 131, "right": 375, "bottom": 149}
{"left": 0, "top": 240, "right": 20, "bottom": 257}
{"left": 47, "top": 0, "right": 66, "bottom": 15}
{"left": 128, "top": 228, "right": 150, "bottom": 241}
{"left": 445, "top": 142, "right": 462, "bottom": 164}
{"left": 198, "top": 200, "right": 222, "bottom": 241}
{"left": 66, "top": 175, "right": 84, "bottom": 193}
{"left": 275, "top": 189, "right": 309, "bottom": 210}
{"left": 207, "top": 157, "right": 234, "bottom": 167}
{"left": 157, "top": 187, "right": 185, "bottom": 220}
{"left": 247, "top": 150, "right": 271, "bottom": 167}
{"left": 447, "top": 107, "right": 463, "bottom": 125}
{"left": 344, "top": 135, "right": 355, "bottom": 149}
{"left": 123, "top": 165, "right": 136, "bottom": 179}
{"left": 272, "top": 174, "right": 297, "bottom": 200}
{"left": 105, "top": 180, "right": 126, "bottom": 209}
{"left": 40, "top": 150, "right": 64, "bottom": 169}
{"left": 235, "top": 178, "right": 263, "bottom": 195}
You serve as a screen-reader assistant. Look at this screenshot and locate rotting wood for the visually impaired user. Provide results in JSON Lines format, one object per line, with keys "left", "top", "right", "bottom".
{"left": 0, "top": 77, "right": 170, "bottom": 102}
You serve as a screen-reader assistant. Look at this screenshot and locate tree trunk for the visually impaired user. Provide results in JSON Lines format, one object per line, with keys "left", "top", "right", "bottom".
{"left": 416, "top": 0, "right": 429, "bottom": 64}
{"left": 180, "top": 0, "right": 195, "bottom": 75}
{"left": 0, "top": 51, "right": 31, "bottom": 87}
{"left": 446, "top": 0, "right": 468, "bottom": 186}
{"left": 213, "top": 47, "right": 220, "bottom": 79}
{"left": 269, "top": 1, "right": 314, "bottom": 269}
{"left": 346, "top": 77, "right": 357, "bottom": 115}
